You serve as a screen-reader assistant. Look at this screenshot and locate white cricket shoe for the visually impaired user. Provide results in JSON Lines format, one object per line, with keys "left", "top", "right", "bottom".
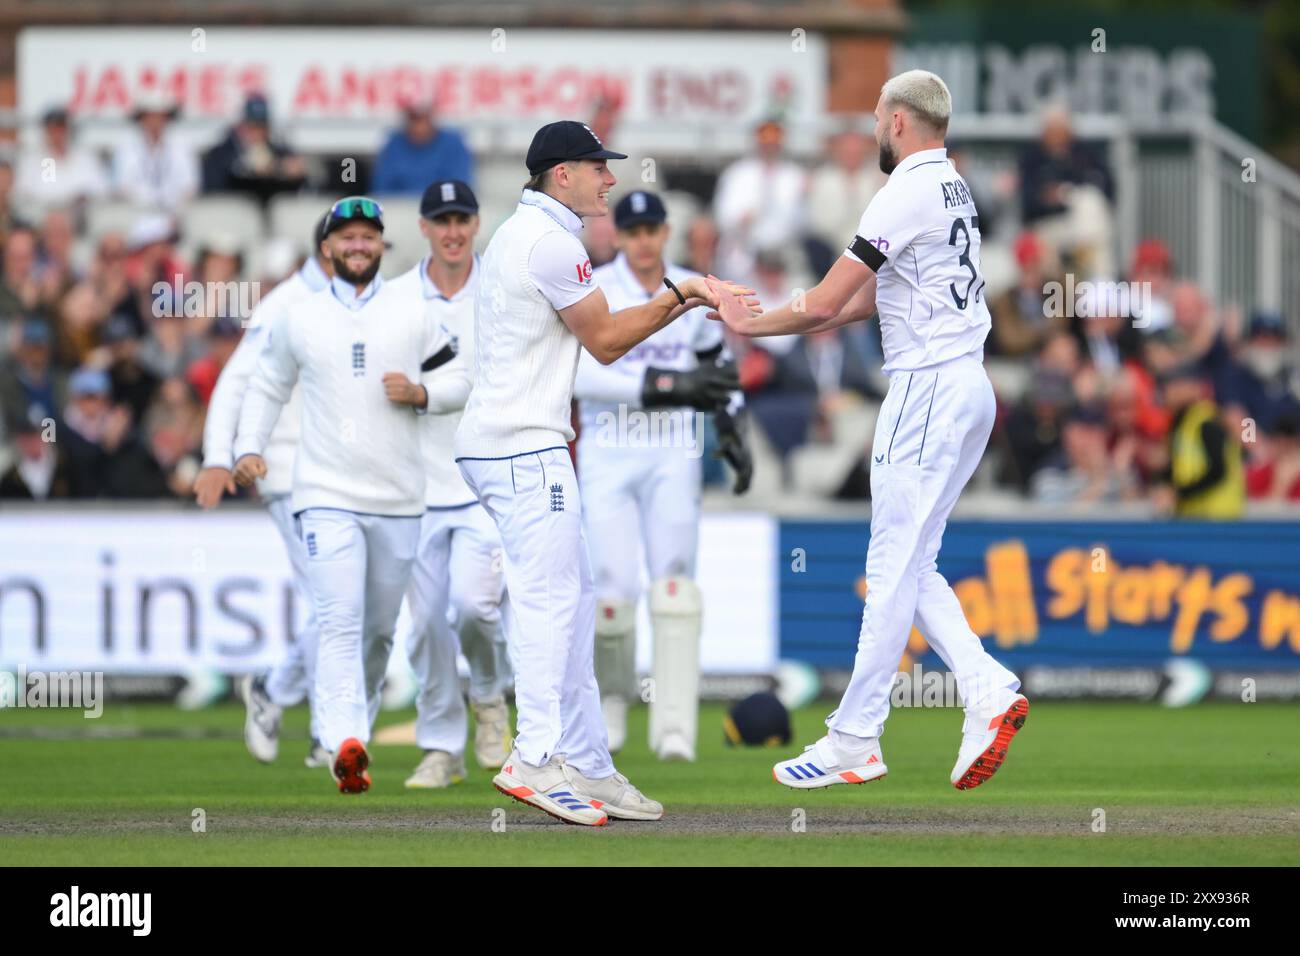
{"left": 951, "top": 689, "right": 1029, "bottom": 791}
{"left": 304, "top": 739, "right": 330, "bottom": 769}
{"left": 773, "top": 735, "right": 888, "bottom": 790}
{"left": 405, "top": 750, "right": 466, "bottom": 789}
{"left": 602, "top": 695, "right": 628, "bottom": 753}
{"left": 656, "top": 730, "right": 695, "bottom": 763}
{"left": 471, "top": 697, "right": 511, "bottom": 769}
{"left": 239, "top": 674, "right": 281, "bottom": 764}
{"left": 493, "top": 750, "right": 608, "bottom": 826}
{"left": 563, "top": 765, "right": 664, "bottom": 821}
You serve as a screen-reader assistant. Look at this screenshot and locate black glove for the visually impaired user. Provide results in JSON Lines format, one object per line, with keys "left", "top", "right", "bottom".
{"left": 714, "top": 408, "right": 753, "bottom": 495}
{"left": 641, "top": 361, "right": 739, "bottom": 411}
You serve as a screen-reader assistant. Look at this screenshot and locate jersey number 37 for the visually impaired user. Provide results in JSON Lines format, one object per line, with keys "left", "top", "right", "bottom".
{"left": 947, "top": 217, "right": 985, "bottom": 310}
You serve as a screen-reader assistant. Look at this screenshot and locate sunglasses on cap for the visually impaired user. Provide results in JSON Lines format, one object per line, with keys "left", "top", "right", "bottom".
{"left": 326, "top": 196, "right": 385, "bottom": 230}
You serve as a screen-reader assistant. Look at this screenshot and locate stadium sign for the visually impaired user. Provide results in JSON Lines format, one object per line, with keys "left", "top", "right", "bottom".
{"left": 897, "top": 9, "right": 1262, "bottom": 138}
{"left": 0, "top": 509, "right": 776, "bottom": 676}
{"left": 18, "top": 27, "right": 827, "bottom": 154}
{"left": 780, "top": 520, "right": 1300, "bottom": 683}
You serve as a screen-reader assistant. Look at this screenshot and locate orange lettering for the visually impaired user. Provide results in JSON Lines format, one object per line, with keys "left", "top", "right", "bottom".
{"left": 1209, "top": 573, "right": 1252, "bottom": 641}
{"left": 1046, "top": 548, "right": 1087, "bottom": 619}
{"left": 1259, "top": 591, "right": 1300, "bottom": 653}
{"left": 1171, "top": 567, "right": 1213, "bottom": 653}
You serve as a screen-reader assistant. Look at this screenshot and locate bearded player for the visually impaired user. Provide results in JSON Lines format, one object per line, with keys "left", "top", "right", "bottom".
{"left": 710, "top": 71, "right": 1028, "bottom": 792}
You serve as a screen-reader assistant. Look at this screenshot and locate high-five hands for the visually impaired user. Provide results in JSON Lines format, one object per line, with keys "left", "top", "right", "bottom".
{"left": 703, "top": 274, "right": 763, "bottom": 335}
{"left": 676, "top": 276, "right": 761, "bottom": 314}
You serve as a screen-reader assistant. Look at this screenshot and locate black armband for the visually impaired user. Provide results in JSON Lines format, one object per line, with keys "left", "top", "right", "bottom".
{"left": 421, "top": 344, "right": 455, "bottom": 373}
{"left": 848, "top": 235, "right": 887, "bottom": 271}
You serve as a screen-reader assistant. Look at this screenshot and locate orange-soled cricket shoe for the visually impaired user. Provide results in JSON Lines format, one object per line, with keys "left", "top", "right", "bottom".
{"left": 951, "top": 691, "right": 1029, "bottom": 791}
{"left": 332, "top": 737, "right": 372, "bottom": 794}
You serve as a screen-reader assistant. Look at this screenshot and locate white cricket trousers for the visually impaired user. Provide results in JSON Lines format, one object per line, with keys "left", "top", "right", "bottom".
{"left": 457, "top": 447, "right": 614, "bottom": 778}
{"left": 828, "top": 352, "right": 1020, "bottom": 739}
{"left": 576, "top": 435, "right": 701, "bottom": 602}
{"left": 400, "top": 502, "right": 510, "bottom": 754}
{"left": 263, "top": 497, "right": 320, "bottom": 740}
{"left": 298, "top": 508, "right": 421, "bottom": 752}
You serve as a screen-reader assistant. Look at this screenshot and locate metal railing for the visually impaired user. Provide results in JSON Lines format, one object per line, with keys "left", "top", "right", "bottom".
{"left": 946, "top": 113, "right": 1300, "bottom": 332}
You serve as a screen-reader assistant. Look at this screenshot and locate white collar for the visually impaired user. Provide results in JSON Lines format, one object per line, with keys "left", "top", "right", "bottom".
{"left": 419, "top": 253, "right": 479, "bottom": 302}
{"left": 520, "top": 189, "right": 584, "bottom": 235}
{"left": 329, "top": 273, "right": 383, "bottom": 310}
{"left": 897, "top": 147, "right": 950, "bottom": 174}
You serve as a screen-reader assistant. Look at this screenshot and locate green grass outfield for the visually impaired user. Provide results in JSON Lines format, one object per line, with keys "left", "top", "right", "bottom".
{"left": 2, "top": 699, "right": 1297, "bottom": 866}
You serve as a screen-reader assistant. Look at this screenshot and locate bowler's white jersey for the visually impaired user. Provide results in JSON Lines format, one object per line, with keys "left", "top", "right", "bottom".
{"left": 843, "top": 147, "right": 991, "bottom": 373}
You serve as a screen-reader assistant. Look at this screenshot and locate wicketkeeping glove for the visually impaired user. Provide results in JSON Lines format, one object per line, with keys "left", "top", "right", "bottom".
{"left": 641, "top": 361, "right": 739, "bottom": 411}
{"left": 714, "top": 408, "right": 753, "bottom": 495}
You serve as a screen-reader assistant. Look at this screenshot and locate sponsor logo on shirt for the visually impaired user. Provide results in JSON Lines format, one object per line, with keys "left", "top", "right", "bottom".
{"left": 575, "top": 259, "right": 593, "bottom": 283}
{"left": 624, "top": 341, "right": 692, "bottom": 364}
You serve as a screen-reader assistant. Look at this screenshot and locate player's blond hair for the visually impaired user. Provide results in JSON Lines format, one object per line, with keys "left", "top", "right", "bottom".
{"left": 880, "top": 70, "right": 952, "bottom": 135}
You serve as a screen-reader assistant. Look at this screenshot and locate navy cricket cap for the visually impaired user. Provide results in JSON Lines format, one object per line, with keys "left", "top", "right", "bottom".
{"left": 420, "top": 180, "right": 479, "bottom": 219}
{"left": 724, "top": 692, "right": 792, "bottom": 747}
{"left": 526, "top": 121, "right": 627, "bottom": 176}
{"left": 1248, "top": 309, "right": 1287, "bottom": 340}
{"left": 614, "top": 191, "right": 667, "bottom": 230}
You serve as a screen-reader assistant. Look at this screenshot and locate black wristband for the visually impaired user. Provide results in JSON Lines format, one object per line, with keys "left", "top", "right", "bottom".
{"left": 663, "top": 276, "right": 686, "bottom": 306}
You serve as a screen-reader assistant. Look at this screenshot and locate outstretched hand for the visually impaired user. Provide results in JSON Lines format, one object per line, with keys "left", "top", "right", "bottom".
{"left": 677, "top": 275, "right": 759, "bottom": 310}
{"left": 704, "top": 274, "right": 763, "bottom": 335}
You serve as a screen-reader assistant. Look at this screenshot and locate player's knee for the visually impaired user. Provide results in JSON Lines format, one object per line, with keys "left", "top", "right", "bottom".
{"left": 649, "top": 575, "right": 702, "bottom": 621}
{"left": 595, "top": 598, "right": 636, "bottom": 638}
{"left": 450, "top": 585, "right": 501, "bottom": 633}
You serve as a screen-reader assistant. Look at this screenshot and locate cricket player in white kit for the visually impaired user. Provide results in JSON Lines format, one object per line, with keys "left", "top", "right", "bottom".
{"left": 194, "top": 215, "right": 332, "bottom": 769}
{"left": 575, "top": 190, "right": 752, "bottom": 762}
{"left": 710, "top": 71, "right": 1028, "bottom": 792}
{"left": 455, "top": 121, "right": 759, "bottom": 825}
{"left": 233, "top": 196, "right": 470, "bottom": 794}
{"left": 387, "top": 180, "right": 512, "bottom": 789}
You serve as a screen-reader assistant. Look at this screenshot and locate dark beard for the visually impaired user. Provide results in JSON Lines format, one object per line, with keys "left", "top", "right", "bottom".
{"left": 878, "top": 137, "right": 898, "bottom": 175}
{"left": 331, "top": 254, "right": 381, "bottom": 286}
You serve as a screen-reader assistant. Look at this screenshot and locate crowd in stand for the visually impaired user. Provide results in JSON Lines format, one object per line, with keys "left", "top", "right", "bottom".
{"left": 1, "top": 92, "right": 1297, "bottom": 515}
